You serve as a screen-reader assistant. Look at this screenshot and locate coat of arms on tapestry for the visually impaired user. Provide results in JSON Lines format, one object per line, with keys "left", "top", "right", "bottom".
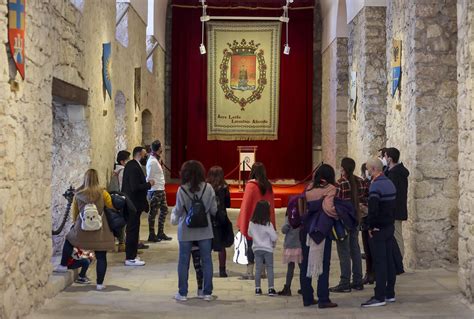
{"left": 207, "top": 22, "right": 281, "bottom": 141}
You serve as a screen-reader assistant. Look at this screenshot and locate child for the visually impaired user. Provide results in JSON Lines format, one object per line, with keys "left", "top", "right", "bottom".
{"left": 248, "top": 200, "right": 278, "bottom": 296}
{"left": 277, "top": 212, "right": 302, "bottom": 296}
{"left": 68, "top": 248, "right": 94, "bottom": 284}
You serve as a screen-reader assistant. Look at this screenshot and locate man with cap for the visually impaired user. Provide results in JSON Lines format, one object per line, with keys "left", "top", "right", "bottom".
{"left": 146, "top": 139, "right": 172, "bottom": 242}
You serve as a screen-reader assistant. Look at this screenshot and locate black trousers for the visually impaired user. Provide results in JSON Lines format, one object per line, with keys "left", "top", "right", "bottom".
{"left": 60, "top": 240, "right": 107, "bottom": 284}
{"left": 362, "top": 229, "right": 374, "bottom": 275}
{"left": 126, "top": 210, "right": 141, "bottom": 260}
{"left": 369, "top": 224, "right": 396, "bottom": 301}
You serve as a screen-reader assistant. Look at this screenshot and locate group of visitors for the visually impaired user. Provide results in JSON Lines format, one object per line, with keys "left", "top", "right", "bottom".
{"left": 53, "top": 141, "right": 409, "bottom": 309}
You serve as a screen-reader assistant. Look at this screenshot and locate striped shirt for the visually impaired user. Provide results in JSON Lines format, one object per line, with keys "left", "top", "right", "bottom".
{"left": 367, "top": 174, "right": 397, "bottom": 228}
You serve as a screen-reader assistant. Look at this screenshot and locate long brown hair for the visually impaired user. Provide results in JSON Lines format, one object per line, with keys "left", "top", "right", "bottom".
{"left": 181, "top": 160, "right": 206, "bottom": 193}
{"left": 207, "top": 166, "right": 227, "bottom": 190}
{"left": 249, "top": 162, "right": 272, "bottom": 195}
{"left": 250, "top": 200, "right": 271, "bottom": 225}
{"left": 341, "top": 157, "right": 360, "bottom": 220}
{"left": 76, "top": 169, "right": 102, "bottom": 202}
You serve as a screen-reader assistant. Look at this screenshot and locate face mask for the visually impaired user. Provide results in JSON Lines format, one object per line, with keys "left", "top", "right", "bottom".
{"left": 381, "top": 157, "right": 388, "bottom": 167}
{"left": 365, "top": 170, "right": 370, "bottom": 179}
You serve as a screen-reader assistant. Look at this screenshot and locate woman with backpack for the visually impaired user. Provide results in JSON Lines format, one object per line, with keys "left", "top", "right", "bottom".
{"left": 207, "top": 166, "right": 232, "bottom": 278}
{"left": 171, "top": 160, "right": 218, "bottom": 302}
{"left": 54, "top": 169, "right": 116, "bottom": 291}
{"left": 236, "top": 162, "right": 275, "bottom": 280}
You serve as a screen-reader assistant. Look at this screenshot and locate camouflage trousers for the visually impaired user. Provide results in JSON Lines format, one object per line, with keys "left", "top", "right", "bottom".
{"left": 147, "top": 190, "right": 169, "bottom": 235}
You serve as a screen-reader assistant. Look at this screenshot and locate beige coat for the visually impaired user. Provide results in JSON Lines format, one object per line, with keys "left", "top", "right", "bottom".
{"left": 66, "top": 191, "right": 115, "bottom": 251}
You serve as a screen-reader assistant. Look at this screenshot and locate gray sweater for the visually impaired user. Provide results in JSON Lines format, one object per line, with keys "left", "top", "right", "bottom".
{"left": 281, "top": 217, "right": 301, "bottom": 249}
{"left": 171, "top": 182, "right": 217, "bottom": 242}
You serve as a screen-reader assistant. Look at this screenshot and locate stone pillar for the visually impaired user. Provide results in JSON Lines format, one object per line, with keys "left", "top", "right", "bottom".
{"left": 347, "top": 6, "right": 387, "bottom": 170}
{"left": 321, "top": 38, "right": 349, "bottom": 169}
{"left": 313, "top": 0, "right": 323, "bottom": 167}
{"left": 457, "top": 0, "right": 474, "bottom": 303}
{"left": 386, "top": 0, "right": 458, "bottom": 268}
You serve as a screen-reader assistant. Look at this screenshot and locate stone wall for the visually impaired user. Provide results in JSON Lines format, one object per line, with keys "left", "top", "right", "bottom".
{"left": 385, "top": 0, "right": 458, "bottom": 268}
{"left": 457, "top": 0, "right": 474, "bottom": 303}
{"left": 321, "top": 38, "right": 349, "bottom": 169}
{"left": 0, "top": 0, "right": 165, "bottom": 317}
{"left": 347, "top": 6, "right": 387, "bottom": 171}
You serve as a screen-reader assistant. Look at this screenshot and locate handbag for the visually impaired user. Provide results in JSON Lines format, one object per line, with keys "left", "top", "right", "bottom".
{"left": 233, "top": 231, "right": 248, "bottom": 265}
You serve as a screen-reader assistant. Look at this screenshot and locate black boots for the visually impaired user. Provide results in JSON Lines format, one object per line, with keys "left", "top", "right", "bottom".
{"left": 219, "top": 267, "right": 228, "bottom": 278}
{"left": 278, "top": 284, "right": 292, "bottom": 296}
{"left": 157, "top": 232, "right": 172, "bottom": 241}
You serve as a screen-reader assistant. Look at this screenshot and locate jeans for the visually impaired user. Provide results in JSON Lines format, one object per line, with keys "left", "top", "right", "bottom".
{"left": 299, "top": 235, "right": 332, "bottom": 306}
{"left": 335, "top": 228, "right": 363, "bottom": 286}
{"left": 126, "top": 210, "right": 141, "bottom": 260}
{"left": 247, "top": 239, "right": 255, "bottom": 264}
{"left": 178, "top": 239, "right": 213, "bottom": 296}
{"left": 254, "top": 250, "right": 274, "bottom": 289}
{"left": 60, "top": 240, "right": 107, "bottom": 284}
{"left": 68, "top": 258, "right": 90, "bottom": 278}
{"left": 370, "top": 224, "right": 396, "bottom": 301}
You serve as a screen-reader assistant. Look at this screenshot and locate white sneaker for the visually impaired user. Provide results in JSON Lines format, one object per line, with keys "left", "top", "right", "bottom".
{"left": 96, "top": 284, "right": 106, "bottom": 291}
{"left": 53, "top": 265, "right": 68, "bottom": 273}
{"left": 174, "top": 293, "right": 187, "bottom": 302}
{"left": 125, "top": 258, "right": 146, "bottom": 266}
{"left": 197, "top": 289, "right": 204, "bottom": 299}
{"left": 386, "top": 297, "right": 396, "bottom": 303}
{"left": 204, "top": 295, "right": 213, "bottom": 301}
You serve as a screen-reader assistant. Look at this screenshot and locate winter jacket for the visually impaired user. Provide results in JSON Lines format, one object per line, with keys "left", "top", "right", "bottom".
{"left": 367, "top": 174, "right": 397, "bottom": 228}
{"left": 121, "top": 159, "right": 152, "bottom": 213}
{"left": 386, "top": 163, "right": 410, "bottom": 221}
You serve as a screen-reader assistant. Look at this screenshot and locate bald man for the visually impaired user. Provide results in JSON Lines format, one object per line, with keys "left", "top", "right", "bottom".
{"left": 361, "top": 158, "right": 397, "bottom": 308}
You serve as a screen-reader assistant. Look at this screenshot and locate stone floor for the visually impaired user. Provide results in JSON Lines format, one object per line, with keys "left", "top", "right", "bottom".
{"left": 30, "top": 209, "right": 474, "bottom": 319}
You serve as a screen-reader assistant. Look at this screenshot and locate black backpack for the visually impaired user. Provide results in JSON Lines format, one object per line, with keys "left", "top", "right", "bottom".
{"left": 182, "top": 184, "right": 208, "bottom": 228}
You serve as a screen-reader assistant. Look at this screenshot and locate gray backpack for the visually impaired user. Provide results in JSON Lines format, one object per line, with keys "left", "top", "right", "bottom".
{"left": 107, "top": 168, "right": 123, "bottom": 193}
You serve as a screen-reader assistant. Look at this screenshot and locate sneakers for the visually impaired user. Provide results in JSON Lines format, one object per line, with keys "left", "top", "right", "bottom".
{"left": 74, "top": 276, "right": 91, "bottom": 284}
{"left": 197, "top": 289, "right": 204, "bottom": 299}
{"left": 147, "top": 234, "right": 161, "bottom": 242}
{"left": 125, "top": 258, "right": 146, "bottom": 266}
{"left": 351, "top": 282, "right": 364, "bottom": 291}
{"left": 386, "top": 297, "right": 396, "bottom": 303}
{"left": 174, "top": 293, "right": 187, "bottom": 302}
{"left": 329, "top": 284, "right": 351, "bottom": 293}
{"left": 255, "top": 288, "right": 263, "bottom": 296}
{"left": 203, "top": 295, "right": 213, "bottom": 301}
{"left": 268, "top": 288, "right": 277, "bottom": 296}
{"left": 361, "top": 297, "right": 386, "bottom": 307}
{"left": 53, "top": 265, "right": 68, "bottom": 273}
{"left": 157, "top": 233, "right": 173, "bottom": 241}
{"left": 96, "top": 284, "right": 106, "bottom": 291}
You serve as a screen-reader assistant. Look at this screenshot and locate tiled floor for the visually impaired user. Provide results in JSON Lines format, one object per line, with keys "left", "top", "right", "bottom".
{"left": 29, "top": 209, "right": 474, "bottom": 319}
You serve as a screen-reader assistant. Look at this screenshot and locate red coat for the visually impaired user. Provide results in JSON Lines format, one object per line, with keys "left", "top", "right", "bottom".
{"left": 236, "top": 180, "right": 276, "bottom": 240}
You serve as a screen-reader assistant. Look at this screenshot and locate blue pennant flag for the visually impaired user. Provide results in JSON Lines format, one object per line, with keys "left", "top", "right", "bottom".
{"left": 103, "top": 42, "right": 112, "bottom": 98}
{"left": 392, "top": 66, "right": 401, "bottom": 97}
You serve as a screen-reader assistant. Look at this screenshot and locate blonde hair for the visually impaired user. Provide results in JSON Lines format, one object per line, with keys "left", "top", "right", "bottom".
{"left": 366, "top": 157, "right": 383, "bottom": 172}
{"left": 76, "top": 169, "right": 102, "bottom": 202}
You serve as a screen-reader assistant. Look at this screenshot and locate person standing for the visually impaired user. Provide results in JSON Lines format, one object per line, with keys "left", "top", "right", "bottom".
{"left": 248, "top": 200, "right": 278, "bottom": 297}
{"left": 112, "top": 150, "right": 130, "bottom": 252}
{"left": 300, "top": 164, "right": 338, "bottom": 309}
{"left": 121, "top": 146, "right": 155, "bottom": 266}
{"left": 55, "top": 169, "right": 115, "bottom": 291}
{"left": 146, "top": 140, "right": 172, "bottom": 242}
{"left": 171, "top": 160, "right": 217, "bottom": 302}
{"left": 236, "top": 162, "right": 276, "bottom": 280}
{"left": 360, "top": 163, "right": 375, "bottom": 285}
{"left": 385, "top": 147, "right": 409, "bottom": 257}
{"left": 330, "top": 157, "right": 367, "bottom": 293}
{"left": 207, "top": 166, "right": 232, "bottom": 278}
{"left": 361, "top": 158, "right": 397, "bottom": 307}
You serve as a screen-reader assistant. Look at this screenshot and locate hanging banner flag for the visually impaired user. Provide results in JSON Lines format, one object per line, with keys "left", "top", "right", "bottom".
{"left": 207, "top": 22, "right": 281, "bottom": 141}
{"left": 391, "top": 39, "right": 402, "bottom": 97}
{"left": 103, "top": 42, "right": 112, "bottom": 99}
{"left": 8, "top": 0, "right": 26, "bottom": 79}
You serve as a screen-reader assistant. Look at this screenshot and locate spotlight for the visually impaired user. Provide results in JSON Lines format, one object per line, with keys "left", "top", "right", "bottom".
{"left": 284, "top": 44, "right": 290, "bottom": 55}
{"left": 200, "top": 43, "right": 207, "bottom": 55}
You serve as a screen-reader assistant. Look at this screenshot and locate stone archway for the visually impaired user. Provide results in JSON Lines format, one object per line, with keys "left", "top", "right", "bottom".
{"left": 142, "top": 109, "right": 153, "bottom": 146}
{"left": 115, "top": 91, "right": 127, "bottom": 153}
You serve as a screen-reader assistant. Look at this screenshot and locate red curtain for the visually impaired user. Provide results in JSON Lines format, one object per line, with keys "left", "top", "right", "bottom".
{"left": 171, "top": 0, "right": 314, "bottom": 180}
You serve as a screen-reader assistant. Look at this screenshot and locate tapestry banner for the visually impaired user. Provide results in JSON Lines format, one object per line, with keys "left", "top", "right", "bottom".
{"left": 207, "top": 22, "right": 281, "bottom": 140}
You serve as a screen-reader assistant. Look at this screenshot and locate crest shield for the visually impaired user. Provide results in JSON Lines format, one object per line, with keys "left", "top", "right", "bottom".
{"left": 8, "top": 0, "right": 26, "bottom": 79}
